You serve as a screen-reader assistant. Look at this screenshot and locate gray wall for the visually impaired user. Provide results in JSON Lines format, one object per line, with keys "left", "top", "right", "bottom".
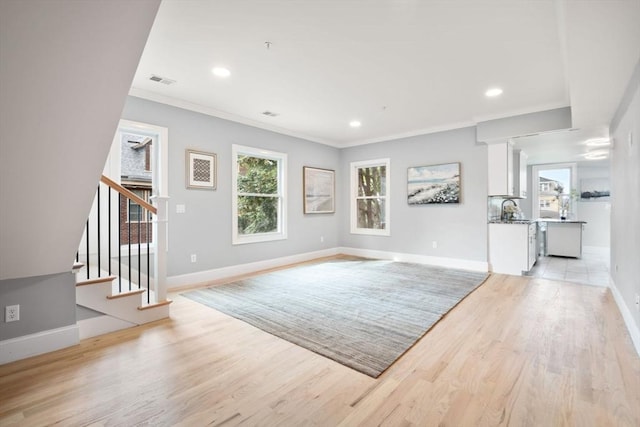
{"left": 0, "top": 273, "right": 76, "bottom": 341}
{"left": 338, "top": 127, "right": 488, "bottom": 263}
{"left": 476, "top": 107, "right": 572, "bottom": 142}
{"left": 610, "top": 61, "right": 640, "bottom": 335}
{"left": 122, "top": 96, "right": 341, "bottom": 277}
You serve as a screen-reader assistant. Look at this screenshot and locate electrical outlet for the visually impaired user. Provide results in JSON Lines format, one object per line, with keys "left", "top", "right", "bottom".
{"left": 432, "top": 241, "right": 438, "bottom": 249}
{"left": 320, "top": 236, "right": 324, "bottom": 243}
{"left": 5, "top": 305, "right": 19, "bottom": 322}
{"left": 190, "top": 254, "right": 197, "bottom": 263}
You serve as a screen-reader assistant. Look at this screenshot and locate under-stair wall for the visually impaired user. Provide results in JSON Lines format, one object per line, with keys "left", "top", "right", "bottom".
{"left": 0, "top": 0, "right": 162, "bottom": 364}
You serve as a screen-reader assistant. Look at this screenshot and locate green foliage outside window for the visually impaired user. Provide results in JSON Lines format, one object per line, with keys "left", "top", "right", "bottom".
{"left": 237, "top": 155, "right": 279, "bottom": 234}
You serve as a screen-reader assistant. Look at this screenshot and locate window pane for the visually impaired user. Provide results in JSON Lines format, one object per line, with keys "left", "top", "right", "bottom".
{"left": 237, "top": 155, "right": 278, "bottom": 194}
{"left": 538, "top": 168, "right": 571, "bottom": 218}
{"left": 237, "top": 196, "right": 279, "bottom": 234}
{"left": 127, "top": 189, "right": 149, "bottom": 222}
{"left": 357, "top": 166, "right": 386, "bottom": 197}
{"left": 357, "top": 198, "right": 386, "bottom": 229}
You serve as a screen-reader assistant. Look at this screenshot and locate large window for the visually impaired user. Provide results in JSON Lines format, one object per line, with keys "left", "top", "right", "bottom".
{"left": 350, "top": 158, "right": 390, "bottom": 235}
{"left": 532, "top": 163, "right": 577, "bottom": 219}
{"left": 232, "top": 145, "right": 287, "bottom": 244}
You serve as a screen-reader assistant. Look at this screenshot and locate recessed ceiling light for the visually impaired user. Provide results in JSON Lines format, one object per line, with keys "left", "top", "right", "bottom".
{"left": 212, "top": 67, "right": 231, "bottom": 78}
{"left": 485, "top": 87, "right": 503, "bottom": 98}
{"left": 585, "top": 138, "right": 611, "bottom": 147}
{"left": 349, "top": 120, "right": 361, "bottom": 128}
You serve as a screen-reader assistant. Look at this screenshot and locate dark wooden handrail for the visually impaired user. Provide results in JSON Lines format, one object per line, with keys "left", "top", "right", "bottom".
{"left": 100, "top": 175, "right": 157, "bottom": 214}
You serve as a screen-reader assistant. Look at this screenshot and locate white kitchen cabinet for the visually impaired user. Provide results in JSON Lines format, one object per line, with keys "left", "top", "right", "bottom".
{"left": 488, "top": 141, "right": 514, "bottom": 196}
{"left": 514, "top": 149, "right": 528, "bottom": 198}
{"left": 489, "top": 222, "right": 537, "bottom": 275}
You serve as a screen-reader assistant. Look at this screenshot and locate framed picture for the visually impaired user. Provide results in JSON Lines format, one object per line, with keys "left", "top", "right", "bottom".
{"left": 303, "top": 166, "right": 335, "bottom": 214}
{"left": 186, "top": 149, "right": 216, "bottom": 190}
{"left": 407, "top": 162, "right": 460, "bottom": 205}
{"left": 580, "top": 178, "right": 610, "bottom": 201}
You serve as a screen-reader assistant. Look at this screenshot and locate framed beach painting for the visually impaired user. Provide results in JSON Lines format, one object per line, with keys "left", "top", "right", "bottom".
{"left": 186, "top": 149, "right": 217, "bottom": 190}
{"left": 303, "top": 166, "right": 335, "bottom": 213}
{"left": 407, "top": 162, "right": 460, "bottom": 205}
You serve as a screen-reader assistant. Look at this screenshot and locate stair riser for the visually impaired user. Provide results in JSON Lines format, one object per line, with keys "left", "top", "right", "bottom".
{"left": 76, "top": 289, "right": 169, "bottom": 325}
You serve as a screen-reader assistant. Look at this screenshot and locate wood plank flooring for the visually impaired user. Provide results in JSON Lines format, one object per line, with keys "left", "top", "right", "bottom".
{"left": 1, "top": 272, "right": 639, "bottom": 426}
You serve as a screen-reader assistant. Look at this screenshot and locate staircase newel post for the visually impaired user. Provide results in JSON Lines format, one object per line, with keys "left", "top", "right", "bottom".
{"left": 150, "top": 195, "right": 169, "bottom": 302}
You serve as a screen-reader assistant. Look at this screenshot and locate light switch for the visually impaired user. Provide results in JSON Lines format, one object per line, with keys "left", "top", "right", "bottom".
{"left": 176, "top": 204, "right": 186, "bottom": 214}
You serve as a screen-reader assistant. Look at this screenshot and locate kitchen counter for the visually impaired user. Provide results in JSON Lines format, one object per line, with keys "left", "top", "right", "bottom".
{"left": 536, "top": 218, "right": 587, "bottom": 224}
{"left": 488, "top": 219, "right": 536, "bottom": 224}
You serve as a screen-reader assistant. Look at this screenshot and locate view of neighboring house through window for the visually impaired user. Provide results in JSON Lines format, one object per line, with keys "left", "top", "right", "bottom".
{"left": 351, "top": 158, "right": 390, "bottom": 235}
{"left": 232, "top": 144, "right": 287, "bottom": 244}
{"left": 126, "top": 189, "right": 151, "bottom": 222}
{"left": 120, "top": 133, "right": 153, "bottom": 244}
{"left": 535, "top": 164, "right": 575, "bottom": 219}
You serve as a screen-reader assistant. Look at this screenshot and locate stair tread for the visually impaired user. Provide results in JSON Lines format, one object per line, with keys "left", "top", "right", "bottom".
{"left": 138, "top": 299, "right": 173, "bottom": 311}
{"left": 76, "top": 275, "right": 117, "bottom": 286}
{"left": 106, "top": 288, "right": 146, "bottom": 300}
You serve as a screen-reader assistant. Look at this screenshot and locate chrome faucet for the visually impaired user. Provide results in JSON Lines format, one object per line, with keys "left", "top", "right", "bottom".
{"left": 501, "top": 198, "right": 517, "bottom": 221}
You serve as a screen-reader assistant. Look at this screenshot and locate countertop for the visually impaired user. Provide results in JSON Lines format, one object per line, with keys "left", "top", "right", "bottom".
{"left": 489, "top": 218, "right": 587, "bottom": 225}
{"left": 488, "top": 219, "right": 537, "bottom": 225}
{"left": 536, "top": 219, "right": 587, "bottom": 224}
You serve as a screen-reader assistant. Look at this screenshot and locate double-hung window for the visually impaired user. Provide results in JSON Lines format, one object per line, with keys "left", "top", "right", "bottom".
{"left": 232, "top": 145, "right": 287, "bottom": 244}
{"left": 350, "top": 158, "right": 390, "bottom": 235}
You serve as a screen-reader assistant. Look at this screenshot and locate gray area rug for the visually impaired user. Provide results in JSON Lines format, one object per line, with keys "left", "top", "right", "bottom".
{"left": 183, "top": 259, "right": 489, "bottom": 378}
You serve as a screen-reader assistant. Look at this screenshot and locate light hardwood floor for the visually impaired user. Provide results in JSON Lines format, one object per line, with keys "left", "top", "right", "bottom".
{"left": 1, "top": 271, "right": 639, "bottom": 426}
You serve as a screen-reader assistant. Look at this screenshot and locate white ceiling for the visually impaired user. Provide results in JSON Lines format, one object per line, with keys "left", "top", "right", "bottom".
{"left": 131, "top": 0, "right": 640, "bottom": 156}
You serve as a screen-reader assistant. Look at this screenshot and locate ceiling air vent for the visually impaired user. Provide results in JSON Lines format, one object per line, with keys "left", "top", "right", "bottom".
{"left": 149, "top": 75, "right": 176, "bottom": 85}
{"left": 262, "top": 111, "right": 279, "bottom": 117}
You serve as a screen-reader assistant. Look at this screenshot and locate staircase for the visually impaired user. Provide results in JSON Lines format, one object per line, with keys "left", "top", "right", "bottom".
{"left": 75, "top": 175, "right": 171, "bottom": 339}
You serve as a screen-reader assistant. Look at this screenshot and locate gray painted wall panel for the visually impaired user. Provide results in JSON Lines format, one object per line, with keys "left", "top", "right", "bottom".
{"left": 476, "top": 107, "right": 572, "bottom": 142}
{"left": 610, "top": 67, "right": 640, "bottom": 335}
{"left": 0, "top": 273, "right": 76, "bottom": 341}
{"left": 338, "top": 127, "right": 488, "bottom": 263}
{"left": 122, "top": 97, "right": 341, "bottom": 277}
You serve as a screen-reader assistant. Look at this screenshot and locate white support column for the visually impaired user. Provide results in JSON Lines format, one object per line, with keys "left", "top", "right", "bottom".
{"left": 150, "top": 195, "right": 169, "bottom": 302}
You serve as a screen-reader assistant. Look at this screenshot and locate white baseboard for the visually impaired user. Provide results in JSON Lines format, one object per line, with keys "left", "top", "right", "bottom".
{"left": 609, "top": 278, "right": 640, "bottom": 357}
{"left": 0, "top": 324, "right": 79, "bottom": 365}
{"left": 337, "top": 247, "right": 489, "bottom": 272}
{"left": 167, "top": 247, "right": 488, "bottom": 291}
{"left": 78, "top": 315, "right": 136, "bottom": 340}
{"left": 167, "top": 248, "right": 340, "bottom": 290}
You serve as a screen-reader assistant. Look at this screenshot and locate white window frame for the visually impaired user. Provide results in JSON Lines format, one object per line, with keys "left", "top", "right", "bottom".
{"left": 350, "top": 158, "right": 391, "bottom": 236}
{"left": 232, "top": 144, "right": 287, "bottom": 245}
{"left": 125, "top": 188, "right": 152, "bottom": 223}
{"left": 532, "top": 162, "right": 577, "bottom": 219}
